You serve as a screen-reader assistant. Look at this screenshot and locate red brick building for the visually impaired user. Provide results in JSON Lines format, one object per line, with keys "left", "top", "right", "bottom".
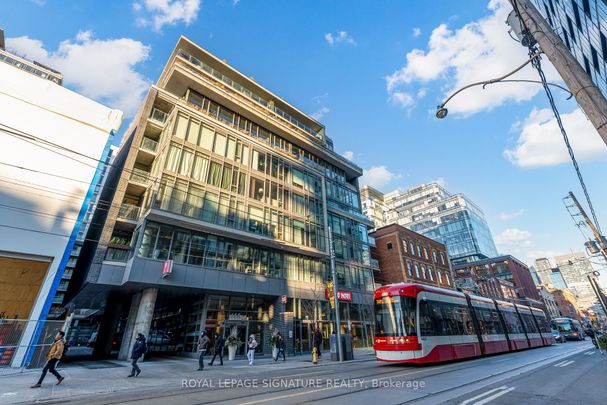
{"left": 370, "top": 224, "right": 454, "bottom": 289}
{"left": 452, "top": 255, "right": 541, "bottom": 301}
{"left": 549, "top": 288, "right": 581, "bottom": 320}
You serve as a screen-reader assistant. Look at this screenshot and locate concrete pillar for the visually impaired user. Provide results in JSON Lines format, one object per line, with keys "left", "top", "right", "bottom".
{"left": 118, "top": 288, "right": 157, "bottom": 361}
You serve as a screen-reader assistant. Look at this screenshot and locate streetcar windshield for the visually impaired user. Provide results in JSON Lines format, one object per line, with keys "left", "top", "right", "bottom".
{"left": 552, "top": 319, "right": 573, "bottom": 332}
{"left": 375, "top": 295, "right": 416, "bottom": 337}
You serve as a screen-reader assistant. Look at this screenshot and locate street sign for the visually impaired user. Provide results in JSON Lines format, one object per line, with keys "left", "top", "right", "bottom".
{"left": 337, "top": 291, "right": 353, "bottom": 301}
{"left": 281, "top": 295, "right": 287, "bottom": 304}
{"left": 162, "top": 259, "right": 173, "bottom": 278}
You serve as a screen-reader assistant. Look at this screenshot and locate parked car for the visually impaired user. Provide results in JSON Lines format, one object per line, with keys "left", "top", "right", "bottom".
{"left": 552, "top": 329, "right": 566, "bottom": 343}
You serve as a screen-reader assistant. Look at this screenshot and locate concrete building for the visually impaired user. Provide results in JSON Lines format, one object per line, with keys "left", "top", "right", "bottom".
{"left": 453, "top": 255, "right": 541, "bottom": 301}
{"left": 360, "top": 185, "right": 387, "bottom": 229}
{"left": 0, "top": 33, "right": 122, "bottom": 367}
{"left": 531, "top": 0, "right": 607, "bottom": 98}
{"left": 360, "top": 182, "right": 498, "bottom": 265}
{"left": 369, "top": 223, "right": 453, "bottom": 289}
{"left": 555, "top": 252, "right": 598, "bottom": 310}
{"left": 68, "top": 36, "right": 378, "bottom": 359}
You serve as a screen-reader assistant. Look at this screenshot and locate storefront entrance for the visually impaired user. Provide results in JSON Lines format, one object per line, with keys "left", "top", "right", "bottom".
{"left": 222, "top": 320, "right": 248, "bottom": 357}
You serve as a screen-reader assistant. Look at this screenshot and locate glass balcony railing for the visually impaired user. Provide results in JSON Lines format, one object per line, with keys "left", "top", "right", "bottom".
{"left": 370, "top": 258, "right": 380, "bottom": 269}
{"left": 105, "top": 248, "right": 130, "bottom": 262}
{"left": 140, "top": 137, "right": 159, "bottom": 153}
{"left": 117, "top": 203, "right": 140, "bottom": 221}
{"left": 149, "top": 108, "right": 168, "bottom": 124}
{"left": 129, "top": 168, "right": 150, "bottom": 185}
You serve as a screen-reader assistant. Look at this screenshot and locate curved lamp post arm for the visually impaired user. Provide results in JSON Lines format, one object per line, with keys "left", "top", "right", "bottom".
{"left": 436, "top": 52, "right": 559, "bottom": 118}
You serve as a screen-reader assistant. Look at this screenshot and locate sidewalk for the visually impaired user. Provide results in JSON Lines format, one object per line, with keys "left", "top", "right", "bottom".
{"left": 0, "top": 349, "right": 375, "bottom": 404}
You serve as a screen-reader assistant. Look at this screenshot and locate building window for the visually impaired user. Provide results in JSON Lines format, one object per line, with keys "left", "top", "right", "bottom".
{"left": 387, "top": 242, "right": 393, "bottom": 251}
{"left": 582, "top": 0, "right": 590, "bottom": 16}
{"left": 410, "top": 241, "right": 415, "bottom": 255}
{"left": 417, "top": 244, "right": 422, "bottom": 257}
{"left": 428, "top": 266, "right": 434, "bottom": 281}
{"left": 446, "top": 274, "right": 451, "bottom": 286}
{"left": 563, "top": 30, "right": 571, "bottom": 50}
{"left": 591, "top": 46, "right": 600, "bottom": 71}
{"left": 543, "top": 4, "right": 553, "bottom": 26}
{"left": 422, "top": 265, "right": 427, "bottom": 279}
{"left": 437, "top": 270, "right": 443, "bottom": 284}
{"left": 406, "top": 261, "right": 413, "bottom": 276}
{"left": 423, "top": 247, "right": 428, "bottom": 260}
{"left": 432, "top": 249, "right": 438, "bottom": 263}
{"left": 402, "top": 239, "right": 408, "bottom": 253}
{"left": 414, "top": 263, "right": 420, "bottom": 278}
{"left": 440, "top": 252, "right": 446, "bottom": 265}
{"left": 601, "top": 32, "right": 607, "bottom": 62}
{"left": 583, "top": 55, "right": 591, "bottom": 76}
{"left": 573, "top": 4, "right": 582, "bottom": 29}
{"left": 567, "top": 16, "right": 576, "bottom": 43}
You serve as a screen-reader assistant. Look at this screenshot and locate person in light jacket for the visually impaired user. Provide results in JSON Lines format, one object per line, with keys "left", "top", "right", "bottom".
{"left": 247, "top": 334, "right": 258, "bottom": 365}
{"left": 197, "top": 331, "right": 210, "bottom": 371}
{"left": 31, "top": 331, "right": 66, "bottom": 388}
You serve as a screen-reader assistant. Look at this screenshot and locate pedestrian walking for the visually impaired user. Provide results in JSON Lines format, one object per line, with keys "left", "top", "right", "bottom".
{"left": 247, "top": 334, "right": 258, "bottom": 365}
{"left": 128, "top": 333, "right": 148, "bottom": 377}
{"left": 275, "top": 332, "right": 286, "bottom": 362}
{"left": 197, "top": 330, "right": 210, "bottom": 371}
{"left": 208, "top": 333, "right": 225, "bottom": 366}
{"left": 31, "top": 331, "right": 66, "bottom": 388}
{"left": 314, "top": 328, "right": 323, "bottom": 358}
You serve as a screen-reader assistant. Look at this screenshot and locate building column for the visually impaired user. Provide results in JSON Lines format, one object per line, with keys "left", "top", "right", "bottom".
{"left": 118, "top": 288, "right": 157, "bottom": 361}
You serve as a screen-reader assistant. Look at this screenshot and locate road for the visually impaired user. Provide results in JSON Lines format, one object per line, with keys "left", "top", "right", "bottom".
{"left": 2, "top": 341, "right": 602, "bottom": 404}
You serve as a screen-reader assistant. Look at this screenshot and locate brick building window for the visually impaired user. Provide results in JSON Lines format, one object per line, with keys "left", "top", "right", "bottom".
{"left": 423, "top": 247, "right": 428, "bottom": 260}
{"left": 410, "top": 241, "right": 415, "bottom": 255}
{"left": 440, "top": 252, "right": 446, "bottom": 265}
{"left": 432, "top": 249, "right": 438, "bottom": 263}
{"left": 414, "top": 263, "right": 420, "bottom": 278}
{"left": 422, "top": 265, "right": 427, "bottom": 279}
{"left": 417, "top": 244, "right": 422, "bottom": 257}
{"left": 387, "top": 242, "right": 393, "bottom": 251}
{"left": 438, "top": 270, "right": 443, "bottom": 284}
{"left": 402, "top": 239, "right": 408, "bottom": 253}
{"left": 428, "top": 266, "right": 434, "bottom": 281}
{"left": 406, "top": 261, "right": 413, "bottom": 276}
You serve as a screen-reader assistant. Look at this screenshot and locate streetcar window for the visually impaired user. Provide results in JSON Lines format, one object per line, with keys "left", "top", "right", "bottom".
{"left": 474, "top": 307, "right": 505, "bottom": 335}
{"left": 521, "top": 313, "right": 539, "bottom": 333}
{"left": 500, "top": 308, "right": 525, "bottom": 334}
{"left": 374, "top": 296, "right": 416, "bottom": 337}
{"left": 419, "top": 300, "right": 474, "bottom": 336}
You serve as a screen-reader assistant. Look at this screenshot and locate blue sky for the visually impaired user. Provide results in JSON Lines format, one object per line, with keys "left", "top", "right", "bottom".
{"left": 4, "top": 0, "right": 607, "bottom": 277}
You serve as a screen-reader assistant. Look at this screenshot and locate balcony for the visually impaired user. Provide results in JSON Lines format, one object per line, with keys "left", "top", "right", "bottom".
{"left": 117, "top": 203, "right": 140, "bottom": 222}
{"left": 129, "top": 168, "right": 150, "bottom": 186}
{"left": 140, "top": 137, "right": 159, "bottom": 154}
{"left": 149, "top": 108, "right": 168, "bottom": 125}
{"left": 370, "top": 258, "right": 380, "bottom": 269}
{"left": 105, "top": 248, "right": 130, "bottom": 262}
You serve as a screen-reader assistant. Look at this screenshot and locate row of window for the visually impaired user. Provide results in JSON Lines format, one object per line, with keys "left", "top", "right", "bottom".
{"left": 155, "top": 176, "right": 326, "bottom": 250}
{"left": 405, "top": 260, "right": 451, "bottom": 286}
{"left": 184, "top": 89, "right": 349, "bottom": 185}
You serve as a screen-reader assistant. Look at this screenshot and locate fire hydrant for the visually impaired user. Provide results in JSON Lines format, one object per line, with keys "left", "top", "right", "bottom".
{"left": 312, "top": 347, "right": 318, "bottom": 364}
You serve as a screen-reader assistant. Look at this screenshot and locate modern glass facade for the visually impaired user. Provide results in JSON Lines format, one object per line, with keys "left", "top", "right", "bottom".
{"left": 532, "top": 0, "right": 607, "bottom": 97}
{"left": 71, "top": 37, "right": 377, "bottom": 359}
{"left": 361, "top": 182, "right": 498, "bottom": 265}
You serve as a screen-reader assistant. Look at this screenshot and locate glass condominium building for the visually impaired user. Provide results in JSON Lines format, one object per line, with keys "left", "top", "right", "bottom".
{"left": 68, "top": 36, "right": 377, "bottom": 359}
{"left": 361, "top": 183, "right": 498, "bottom": 266}
{"left": 531, "top": 0, "right": 607, "bottom": 97}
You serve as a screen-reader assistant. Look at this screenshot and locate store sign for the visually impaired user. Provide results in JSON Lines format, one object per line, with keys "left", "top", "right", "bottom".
{"left": 337, "top": 291, "right": 353, "bottom": 301}
{"left": 229, "top": 313, "right": 247, "bottom": 321}
{"left": 162, "top": 259, "right": 173, "bottom": 278}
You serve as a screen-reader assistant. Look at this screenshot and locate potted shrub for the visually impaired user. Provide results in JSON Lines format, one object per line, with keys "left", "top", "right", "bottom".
{"left": 226, "top": 333, "right": 243, "bottom": 361}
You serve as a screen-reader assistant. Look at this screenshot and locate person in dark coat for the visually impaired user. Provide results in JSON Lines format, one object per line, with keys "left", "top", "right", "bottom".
{"left": 128, "top": 333, "right": 147, "bottom": 377}
{"left": 197, "top": 331, "right": 210, "bottom": 371}
{"left": 275, "top": 332, "right": 286, "bottom": 362}
{"left": 208, "top": 333, "right": 225, "bottom": 366}
{"left": 314, "top": 328, "right": 323, "bottom": 358}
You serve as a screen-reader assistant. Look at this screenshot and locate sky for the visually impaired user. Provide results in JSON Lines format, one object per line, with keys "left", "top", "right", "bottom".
{"left": 4, "top": 0, "right": 607, "bottom": 280}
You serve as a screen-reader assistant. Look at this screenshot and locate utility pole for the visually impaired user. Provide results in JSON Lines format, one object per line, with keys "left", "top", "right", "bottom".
{"left": 567, "top": 191, "right": 607, "bottom": 262}
{"left": 511, "top": 0, "right": 607, "bottom": 147}
{"left": 327, "top": 225, "right": 343, "bottom": 362}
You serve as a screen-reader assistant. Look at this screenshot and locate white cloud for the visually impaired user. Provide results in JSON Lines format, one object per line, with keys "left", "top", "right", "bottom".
{"left": 324, "top": 31, "right": 356, "bottom": 46}
{"left": 386, "top": 0, "right": 560, "bottom": 115}
{"left": 311, "top": 106, "right": 330, "bottom": 120}
{"left": 360, "top": 166, "right": 402, "bottom": 190}
{"left": 412, "top": 27, "right": 422, "bottom": 38}
{"left": 433, "top": 177, "right": 446, "bottom": 187}
{"left": 390, "top": 91, "right": 414, "bottom": 107}
{"left": 495, "top": 228, "right": 532, "bottom": 247}
{"left": 505, "top": 108, "right": 607, "bottom": 167}
{"left": 134, "top": 0, "right": 201, "bottom": 31}
{"left": 342, "top": 151, "right": 355, "bottom": 161}
{"left": 233, "top": 0, "right": 240, "bottom": 5}
{"left": 7, "top": 32, "right": 151, "bottom": 117}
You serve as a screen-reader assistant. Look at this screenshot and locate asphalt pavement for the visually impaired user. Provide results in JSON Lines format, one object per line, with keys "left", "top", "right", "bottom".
{"left": 0, "top": 341, "right": 600, "bottom": 404}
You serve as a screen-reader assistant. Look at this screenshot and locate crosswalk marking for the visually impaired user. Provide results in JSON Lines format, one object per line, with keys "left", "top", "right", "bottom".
{"left": 555, "top": 360, "right": 575, "bottom": 367}
{"left": 473, "top": 387, "right": 516, "bottom": 405}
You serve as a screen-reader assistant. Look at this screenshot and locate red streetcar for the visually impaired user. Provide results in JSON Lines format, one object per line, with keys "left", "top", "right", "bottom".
{"left": 374, "top": 283, "right": 554, "bottom": 363}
